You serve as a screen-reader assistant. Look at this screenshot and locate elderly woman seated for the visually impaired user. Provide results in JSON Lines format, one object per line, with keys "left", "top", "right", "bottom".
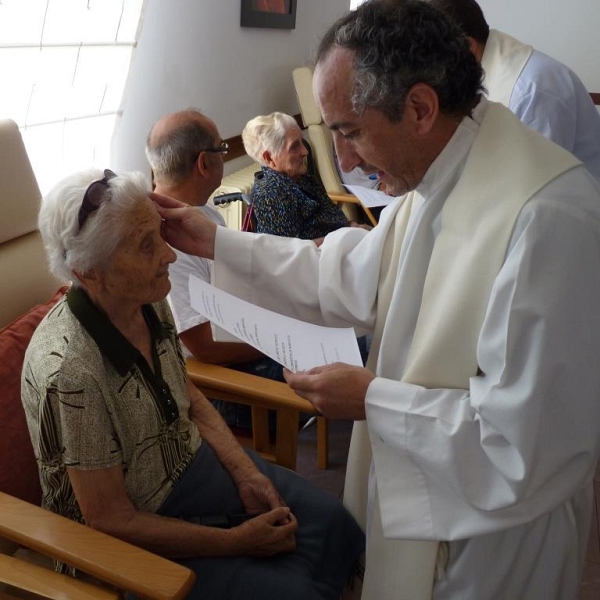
{"left": 242, "top": 112, "right": 368, "bottom": 244}
{"left": 21, "top": 168, "right": 364, "bottom": 600}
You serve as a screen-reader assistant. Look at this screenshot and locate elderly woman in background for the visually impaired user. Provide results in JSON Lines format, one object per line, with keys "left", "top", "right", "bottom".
{"left": 21, "top": 168, "right": 364, "bottom": 599}
{"left": 242, "top": 112, "right": 367, "bottom": 244}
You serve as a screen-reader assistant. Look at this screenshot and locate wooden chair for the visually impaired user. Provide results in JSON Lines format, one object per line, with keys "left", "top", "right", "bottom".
{"left": 0, "top": 118, "right": 195, "bottom": 600}
{"left": 187, "top": 360, "right": 329, "bottom": 470}
{"left": 292, "top": 65, "right": 378, "bottom": 227}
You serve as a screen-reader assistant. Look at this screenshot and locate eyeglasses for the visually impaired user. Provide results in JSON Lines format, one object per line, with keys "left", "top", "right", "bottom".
{"left": 202, "top": 141, "right": 229, "bottom": 155}
{"left": 77, "top": 169, "right": 117, "bottom": 233}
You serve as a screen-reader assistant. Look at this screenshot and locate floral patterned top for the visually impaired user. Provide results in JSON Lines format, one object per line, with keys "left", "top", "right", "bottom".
{"left": 251, "top": 166, "right": 349, "bottom": 239}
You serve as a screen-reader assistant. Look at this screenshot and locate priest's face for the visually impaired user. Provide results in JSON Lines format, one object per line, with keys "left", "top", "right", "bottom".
{"left": 314, "top": 47, "right": 426, "bottom": 197}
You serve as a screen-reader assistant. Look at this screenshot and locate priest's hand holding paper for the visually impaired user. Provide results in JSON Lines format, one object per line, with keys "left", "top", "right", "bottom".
{"left": 151, "top": 191, "right": 217, "bottom": 259}
{"left": 184, "top": 269, "right": 371, "bottom": 420}
{"left": 284, "top": 362, "right": 374, "bottom": 420}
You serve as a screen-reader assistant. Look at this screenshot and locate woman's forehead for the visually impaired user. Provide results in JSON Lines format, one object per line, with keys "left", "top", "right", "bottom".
{"left": 284, "top": 126, "right": 303, "bottom": 143}
{"left": 121, "top": 197, "right": 161, "bottom": 233}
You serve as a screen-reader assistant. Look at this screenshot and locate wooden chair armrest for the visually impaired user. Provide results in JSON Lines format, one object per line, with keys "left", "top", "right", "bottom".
{"left": 186, "top": 359, "right": 317, "bottom": 414}
{"left": 327, "top": 191, "right": 360, "bottom": 204}
{"left": 0, "top": 552, "right": 120, "bottom": 600}
{"left": 186, "top": 360, "right": 329, "bottom": 470}
{"left": 0, "top": 492, "right": 195, "bottom": 600}
{"left": 328, "top": 192, "right": 378, "bottom": 227}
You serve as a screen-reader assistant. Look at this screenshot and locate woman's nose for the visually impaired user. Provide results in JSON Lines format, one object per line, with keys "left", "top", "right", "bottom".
{"left": 163, "top": 241, "right": 177, "bottom": 264}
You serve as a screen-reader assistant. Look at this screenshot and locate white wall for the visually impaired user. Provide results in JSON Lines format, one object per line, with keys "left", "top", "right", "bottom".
{"left": 477, "top": 0, "right": 598, "bottom": 92}
{"left": 112, "top": 0, "right": 349, "bottom": 176}
{"left": 113, "top": 0, "right": 598, "bottom": 176}
{"left": 351, "top": 0, "right": 597, "bottom": 92}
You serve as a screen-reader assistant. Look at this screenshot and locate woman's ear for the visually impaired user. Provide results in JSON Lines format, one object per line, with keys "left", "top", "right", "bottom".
{"left": 262, "top": 150, "right": 275, "bottom": 168}
{"left": 73, "top": 267, "right": 99, "bottom": 288}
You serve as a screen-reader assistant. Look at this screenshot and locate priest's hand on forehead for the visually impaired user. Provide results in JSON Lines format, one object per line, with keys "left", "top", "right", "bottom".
{"left": 150, "top": 192, "right": 217, "bottom": 259}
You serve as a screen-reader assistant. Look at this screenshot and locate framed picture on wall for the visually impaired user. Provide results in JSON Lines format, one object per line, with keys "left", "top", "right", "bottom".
{"left": 241, "top": 0, "right": 297, "bottom": 30}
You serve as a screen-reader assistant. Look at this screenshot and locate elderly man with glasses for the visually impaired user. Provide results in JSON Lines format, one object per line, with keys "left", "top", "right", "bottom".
{"left": 145, "top": 110, "right": 289, "bottom": 431}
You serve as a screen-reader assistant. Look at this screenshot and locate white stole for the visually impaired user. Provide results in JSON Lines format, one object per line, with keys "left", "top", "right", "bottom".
{"left": 345, "top": 102, "right": 580, "bottom": 599}
{"left": 481, "top": 29, "right": 533, "bottom": 107}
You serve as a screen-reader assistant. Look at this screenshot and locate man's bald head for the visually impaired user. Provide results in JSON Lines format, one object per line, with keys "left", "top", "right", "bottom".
{"left": 146, "top": 109, "right": 218, "bottom": 185}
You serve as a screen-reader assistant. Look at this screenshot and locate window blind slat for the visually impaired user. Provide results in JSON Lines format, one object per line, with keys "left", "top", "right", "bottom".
{"left": 0, "top": 0, "right": 145, "bottom": 193}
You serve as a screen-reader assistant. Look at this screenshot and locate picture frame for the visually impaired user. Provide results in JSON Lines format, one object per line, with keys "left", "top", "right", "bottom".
{"left": 240, "top": 0, "right": 297, "bottom": 30}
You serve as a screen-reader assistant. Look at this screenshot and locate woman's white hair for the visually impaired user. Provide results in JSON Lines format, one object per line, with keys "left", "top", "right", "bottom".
{"left": 242, "top": 111, "right": 299, "bottom": 165}
{"left": 39, "top": 168, "right": 152, "bottom": 283}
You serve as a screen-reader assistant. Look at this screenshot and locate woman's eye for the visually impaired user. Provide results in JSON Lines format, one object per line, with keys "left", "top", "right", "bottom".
{"left": 141, "top": 239, "right": 153, "bottom": 253}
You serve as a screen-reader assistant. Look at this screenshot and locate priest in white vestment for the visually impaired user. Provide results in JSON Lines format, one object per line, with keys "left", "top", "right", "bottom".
{"left": 153, "top": 2, "right": 600, "bottom": 599}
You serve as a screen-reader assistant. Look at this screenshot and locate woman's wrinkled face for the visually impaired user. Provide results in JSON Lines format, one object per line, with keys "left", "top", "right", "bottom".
{"left": 268, "top": 126, "right": 309, "bottom": 180}
{"left": 97, "top": 198, "right": 176, "bottom": 305}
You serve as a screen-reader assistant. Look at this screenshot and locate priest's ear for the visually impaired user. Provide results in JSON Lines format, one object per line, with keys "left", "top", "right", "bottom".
{"left": 404, "top": 83, "right": 439, "bottom": 135}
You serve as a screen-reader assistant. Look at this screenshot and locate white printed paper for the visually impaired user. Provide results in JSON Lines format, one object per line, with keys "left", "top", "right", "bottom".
{"left": 345, "top": 184, "right": 396, "bottom": 208}
{"left": 188, "top": 275, "right": 363, "bottom": 372}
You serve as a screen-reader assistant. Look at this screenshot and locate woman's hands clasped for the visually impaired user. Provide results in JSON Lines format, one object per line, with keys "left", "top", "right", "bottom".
{"left": 233, "top": 467, "right": 297, "bottom": 556}
{"left": 230, "top": 507, "right": 298, "bottom": 557}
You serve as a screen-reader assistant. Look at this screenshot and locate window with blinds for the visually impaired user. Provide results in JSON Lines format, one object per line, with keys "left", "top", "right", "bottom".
{"left": 0, "top": 0, "right": 145, "bottom": 194}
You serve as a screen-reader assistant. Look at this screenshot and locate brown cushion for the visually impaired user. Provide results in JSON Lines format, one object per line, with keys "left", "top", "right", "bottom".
{"left": 0, "top": 286, "right": 68, "bottom": 505}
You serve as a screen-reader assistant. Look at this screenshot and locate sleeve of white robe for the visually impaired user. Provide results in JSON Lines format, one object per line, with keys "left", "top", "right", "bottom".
{"left": 213, "top": 202, "right": 399, "bottom": 332}
{"left": 367, "top": 170, "right": 600, "bottom": 541}
{"left": 212, "top": 173, "right": 600, "bottom": 542}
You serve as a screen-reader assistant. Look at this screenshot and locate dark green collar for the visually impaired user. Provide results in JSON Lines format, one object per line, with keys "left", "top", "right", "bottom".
{"left": 67, "top": 286, "right": 167, "bottom": 377}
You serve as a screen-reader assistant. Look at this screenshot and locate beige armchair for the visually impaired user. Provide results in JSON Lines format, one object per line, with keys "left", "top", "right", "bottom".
{"left": 0, "top": 119, "right": 194, "bottom": 600}
{"left": 292, "top": 65, "right": 378, "bottom": 227}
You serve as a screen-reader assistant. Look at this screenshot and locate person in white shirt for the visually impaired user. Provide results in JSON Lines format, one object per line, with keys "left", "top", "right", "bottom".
{"left": 427, "top": 0, "right": 600, "bottom": 184}
{"left": 146, "top": 110, "right": 284, "bottom": 429}
{"left": 152, "top": 2, "right": 600, "bottom": 598}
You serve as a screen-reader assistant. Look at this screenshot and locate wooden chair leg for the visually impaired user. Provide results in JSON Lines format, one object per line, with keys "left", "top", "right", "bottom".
{"left": 317, "top": 416, "right": 329, "bottom": 470}
{"left": 251, "top": 406, "right": 270, "bottom": 456}
{"left": 251, "top": 406, "right": 301, "bottom": 471}
{"left": 275, "top": 409, "right": 300, "bottom": 471}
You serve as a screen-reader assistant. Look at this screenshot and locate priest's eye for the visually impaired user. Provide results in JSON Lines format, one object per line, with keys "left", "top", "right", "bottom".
{"left": 342, "top": 130, "right": 360, "bottom": 140}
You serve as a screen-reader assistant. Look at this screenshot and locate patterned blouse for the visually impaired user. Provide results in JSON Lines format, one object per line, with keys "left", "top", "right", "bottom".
{"left": 21, "top": 287, "right": 201, "bottom": 524}
{"left": 251, "top": 166, "right": 349, "bottom": 239}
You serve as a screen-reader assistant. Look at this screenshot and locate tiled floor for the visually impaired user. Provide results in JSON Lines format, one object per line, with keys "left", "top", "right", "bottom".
{"left": 295, "top": 419, "right": 600, "bottom": 599}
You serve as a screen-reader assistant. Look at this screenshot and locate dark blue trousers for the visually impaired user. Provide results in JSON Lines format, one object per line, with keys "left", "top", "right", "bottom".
{"left": 157, "top": 443, "right": 365, "bottom": 600}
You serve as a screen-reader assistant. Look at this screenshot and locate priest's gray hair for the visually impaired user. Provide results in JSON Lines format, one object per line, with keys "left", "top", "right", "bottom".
{"left": 39, "top": 168, "right": 151, "bottom": 284}
{"left": 315, "top": 0, "right": 484, "bottom": 121}
{"left": 242, "top": 112, "right": 300, "bottom": 166}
